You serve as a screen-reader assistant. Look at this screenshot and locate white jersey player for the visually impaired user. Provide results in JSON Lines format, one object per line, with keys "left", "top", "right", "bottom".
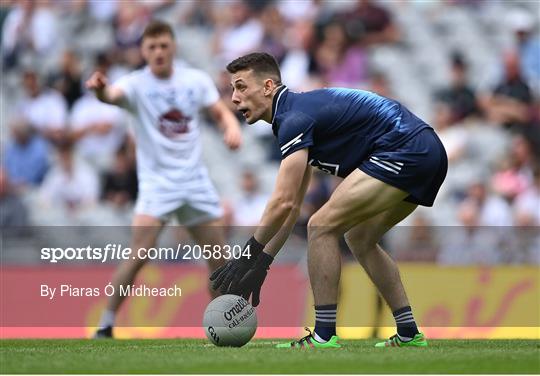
{"left": 86, "top": 20, "right": 242, "bottom": 338}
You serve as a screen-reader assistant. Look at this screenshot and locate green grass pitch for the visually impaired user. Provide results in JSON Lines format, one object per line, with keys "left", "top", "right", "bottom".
{"left": 1, "top": 339, "right": 539, "bottom": 374}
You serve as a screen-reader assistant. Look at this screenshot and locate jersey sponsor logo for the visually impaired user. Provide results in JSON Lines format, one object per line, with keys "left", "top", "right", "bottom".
{"left": 158, "top": 108, "right": 191, "bottom": 138}
{"left": 368, "top": 156, "right": 403, "bottom": 174}
{"left": 309, "top": 159, "right": 340, "bottom": 176}
{"left": 281, "top": 133, "right": 303, "bottom": 155}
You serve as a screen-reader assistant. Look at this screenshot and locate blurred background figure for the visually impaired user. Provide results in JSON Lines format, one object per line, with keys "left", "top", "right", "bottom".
{"left": 437, "top": 199, "right": 504, "bottom": 265}
{"left": 39, "top": 137, "right": 99, "bottom": 213}
{"left": 1, "top": 0, "right": 58, "bottom": 70}
{"left": 16, "top": 69, "right": 68, "bottom": 143}
{"left": 338, "top": 0, "right": 400, "bottom": 46}
{"left": 314, "top": 20, "right": 367, "bottom": 87}
{"left": 435, "top": 52, "right": 479, "bottom": 124}
{"left": 481, "top": 50, "right": 533, "bottom": 130}
{"left": 49, "top": 49, "right": 84, "bottom": 109}
{"left": 225, "top": 168, "right": 269, "bottom": 227}
{"left": 393, "top": 214, "right": 439, "bottom": 263}
{"left": 3, "top": 114, "right": 49, "bottom": 189}
{"left": 213, "top": 0, "right": 263, "bottom": 65}
{"left": 101, "top": 145, "right": 138, "bottom": 211}
{"left": 69, "top": 58, "right": 127, "bottom": 170}
{"left": 0, "top": 167, "right": 30, "bottom": 227}
{"left": 112, "top": 2, "right": 148, "bottom": 70}
{"left": 506, "top": 8, "right": 540, "bottom": 96}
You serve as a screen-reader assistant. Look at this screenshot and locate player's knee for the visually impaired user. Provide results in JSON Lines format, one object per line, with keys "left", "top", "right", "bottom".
{"left": 307, "top": 213, "right": 336, "bottom": 239}
{"left": 344, "top": 230, "right": 377, "bottom": 258}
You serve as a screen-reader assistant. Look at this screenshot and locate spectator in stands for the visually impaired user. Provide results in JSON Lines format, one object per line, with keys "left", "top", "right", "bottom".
{"left": 338, "top": 0, "right": 400, "bottom": 46}
{"left": 17, "top": 70, "right": 68, "bottom": 143}
{"left": 101, "top": 146, "right": 138, "bottom": 210}
{"left": 437, "top": 199, "right": 503, "bottom": 265}
{"left": 49, "top": 49, "right": 84, "bottom": 109}
{"left": 491, "top": 134, "right": 535, "bottom": 202}
{"left": 0, "top": 168, "right": 30, "bottom": 227}
{"left": 1, "top": 0, "right": 58, "bottom": 70}
{"left": 481, "top": 51, "right": 533, "bottom": 129}
{"left": 39, "top": 137, "right": 99, "bottom": 212}
{"left": 314, "top": 20, "right": 367, "bottom": 87}
{"left": 229, "top": 169, "right": 269, "bottom": 226}
{"left": 113, "top": 2, "right": 148, "bottom": 69}
{"left": 514, "top": 166, "right": 540, "bottom": 226}
{"left": 507, "top": 8, "right": 540, "bottom": 96}
{"left": 461, "top": 180, "right": 513, "bottom": 226}
{"left": 513, "top": 166, "right": 540, "bottom": 264}
{"left": 276, "top": 0, "right": 321, "bottom": 24}
{"left": 179, "top": 0, "right": 216, "bottom": 30}
{"left": 87, "top": 0, "right": 119, "bottom": 23}
{"left": 213, "top": 0, "right": 263, "bottom": 65}
{"left": 69, "top": 60, "right": 126, "bottom": 169}
{"left": 3, "top": 115, "right": 49, "bottom": 189}
{"left": 393, "top": 213, "right": 439, "bottom": 262}
{"left": 258, "top": 4, "right": 287, "bottom": 63}
{"left": 435, "top": 52, "right": 478, "bottom": 123}
{"left": 279, "top": 19, "right": 321, "bottom": 91}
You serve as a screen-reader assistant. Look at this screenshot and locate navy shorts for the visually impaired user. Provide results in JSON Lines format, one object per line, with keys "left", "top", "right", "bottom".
{"left": 358, "top": 128, "right": 448, "bottom": 207}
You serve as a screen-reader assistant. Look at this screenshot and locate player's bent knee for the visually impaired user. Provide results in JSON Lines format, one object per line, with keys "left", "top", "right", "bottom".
{"left": 307, "top": 213, "right": 340, "bottom": 238}
{"left": 345, "top": 229, "right": 374, "bottom": 249}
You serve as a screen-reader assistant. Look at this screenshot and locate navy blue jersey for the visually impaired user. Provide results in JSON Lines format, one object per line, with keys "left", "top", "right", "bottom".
{"left": 272, "top": 86, "right": 431, "bottom": 178}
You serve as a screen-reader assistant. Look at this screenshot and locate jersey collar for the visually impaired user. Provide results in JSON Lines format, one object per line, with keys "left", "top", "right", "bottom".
{"left": 271, "top": 85, "right": 288, "bottom": 124}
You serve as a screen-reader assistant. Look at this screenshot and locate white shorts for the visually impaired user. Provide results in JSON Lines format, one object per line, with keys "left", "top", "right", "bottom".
{"left": 134, "top": 181, "right": 223, "bottom": 227}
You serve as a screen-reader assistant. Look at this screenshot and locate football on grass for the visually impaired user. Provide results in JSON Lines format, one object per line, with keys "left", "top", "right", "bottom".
{"left": 203, "top": 294, "right": 257, "bottom": 347}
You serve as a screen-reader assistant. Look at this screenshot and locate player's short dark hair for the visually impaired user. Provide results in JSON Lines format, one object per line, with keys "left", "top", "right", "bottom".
{"left": 142, "top": 20, "right": 175, "bottom": 40}
{"left": 226, "top": 52, "right": 281, "bottom": 84}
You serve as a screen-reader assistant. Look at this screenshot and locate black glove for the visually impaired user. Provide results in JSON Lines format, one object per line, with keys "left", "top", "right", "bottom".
{"left": 238, "top": 252, "right": 274, "bottom": 307}
{"left": 209, "top": 236, "right": 265, "bottom": 294}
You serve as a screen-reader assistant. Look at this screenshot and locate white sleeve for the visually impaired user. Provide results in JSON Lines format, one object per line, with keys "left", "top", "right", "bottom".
{"left": 198, "top": 71, "right": 220, "bottom": 107}
{"left": 113, "top": 73, "right": 137, "bottom": 111}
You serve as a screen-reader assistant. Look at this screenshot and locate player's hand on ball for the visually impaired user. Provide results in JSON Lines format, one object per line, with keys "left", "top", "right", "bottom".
{"left": 238, "top": 252, "right": 273, "bottom": 307}
{"left": 85, "top": 71, "right": 108, "bottom": 91}
{"left": 209, "top": 236, "right": 264, "bottom": 293}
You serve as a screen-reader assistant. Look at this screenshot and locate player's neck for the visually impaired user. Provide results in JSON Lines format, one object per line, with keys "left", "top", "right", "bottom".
{"left": 151, "top": 65, "right": 174, "bottom": 80}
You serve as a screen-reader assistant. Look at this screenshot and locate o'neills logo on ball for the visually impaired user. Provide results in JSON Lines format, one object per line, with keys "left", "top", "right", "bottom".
{"left": 224, "top": 299, "right": 249, "bottom": 321}
{"left": 158, "top": 108, "right": 191, "bottom": 138}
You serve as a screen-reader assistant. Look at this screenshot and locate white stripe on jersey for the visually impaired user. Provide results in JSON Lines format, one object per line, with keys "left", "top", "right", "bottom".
{"left": 281, "top": 133, "right": 303, "bottom": 151}
{"left": 282, "top": 138, "right": 302, "bottom": 155}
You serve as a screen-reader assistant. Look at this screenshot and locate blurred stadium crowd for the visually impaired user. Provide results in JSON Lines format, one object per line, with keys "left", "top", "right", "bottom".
{"left": 1, "top": 0, "right": 539, "bottom": 264}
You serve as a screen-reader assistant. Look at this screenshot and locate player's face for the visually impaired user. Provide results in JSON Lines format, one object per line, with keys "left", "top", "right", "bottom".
{"left": 141, "top": 33, "right": 175, "bottom": 78}
{"left": 230, "top": 70, "right": 273, "bottom": 124}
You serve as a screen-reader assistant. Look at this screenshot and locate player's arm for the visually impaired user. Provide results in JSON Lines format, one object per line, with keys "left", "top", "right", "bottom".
{"left": 260, "top": 161, "right": 312, "bottom": 257}
{"left": 253, "top": 148, "right": 309, "bottom": 246}
{"left": 207, "top": 99, "right": 242, "bottom": 150}
{"left": 85, "top": 72, "right": 126, "bottom": 107}
{"left": 209, "top": 150, "right": 308, "bottom": 297}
